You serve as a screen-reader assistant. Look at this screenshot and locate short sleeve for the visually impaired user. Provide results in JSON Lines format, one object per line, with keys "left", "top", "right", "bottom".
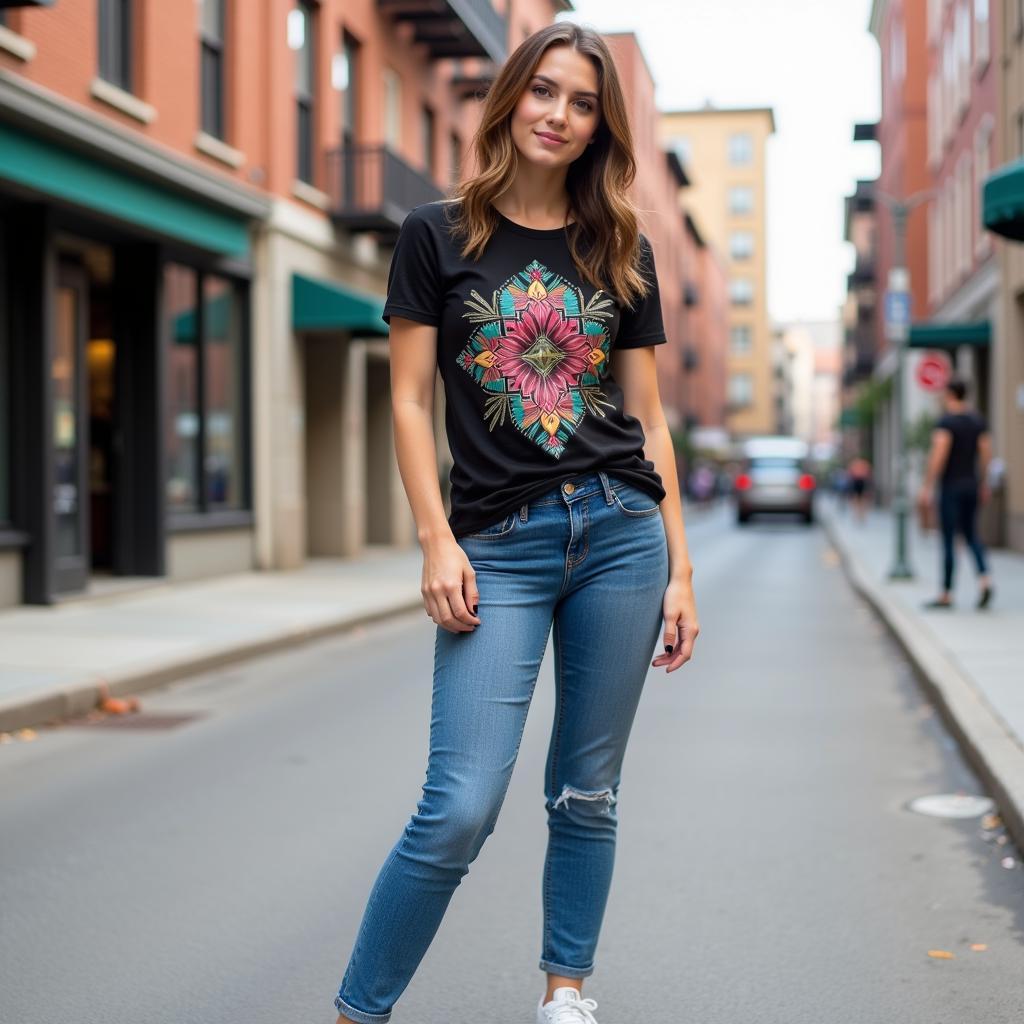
{"left": 382, "top": 205, "right": 443, "bottom": 327}
{"left": 615, "top": 234, "right": 667, "bottom": 349}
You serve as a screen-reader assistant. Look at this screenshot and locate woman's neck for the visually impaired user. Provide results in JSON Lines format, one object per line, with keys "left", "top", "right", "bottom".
{"left": 493, "top": 163, "right": 573, "bottom": 229}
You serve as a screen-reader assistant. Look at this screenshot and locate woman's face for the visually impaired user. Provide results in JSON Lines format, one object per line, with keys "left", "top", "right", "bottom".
{"left": 510, "top": 44, "right": 601, "bottom": 169}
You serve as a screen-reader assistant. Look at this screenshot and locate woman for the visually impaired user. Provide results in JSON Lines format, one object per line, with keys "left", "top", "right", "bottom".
{"left": 334, "top": 23, "right": 699, "bottom": 1024}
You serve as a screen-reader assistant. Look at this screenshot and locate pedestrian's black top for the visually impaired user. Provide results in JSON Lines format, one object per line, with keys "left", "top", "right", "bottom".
{"left": 936, "top": 411, "right": 988, "bottom": 484}
{"left": 382, "top": 200, "right": 668, "bottom": 538}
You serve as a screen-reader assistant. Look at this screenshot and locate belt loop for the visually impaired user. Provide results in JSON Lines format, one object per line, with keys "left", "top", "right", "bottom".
{"left": 520, "top": 502, "right": 529, "bottom": 523}
{"left": 598, "top": 470, "right": 614, "bottom": 505}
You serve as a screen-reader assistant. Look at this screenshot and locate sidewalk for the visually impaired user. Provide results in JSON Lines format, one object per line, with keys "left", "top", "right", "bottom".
{"left": 822, "top": 500, "right": 1024, "bottom": 848}
{"left": 0, "top": 547, "right": 424, "bottom": 734}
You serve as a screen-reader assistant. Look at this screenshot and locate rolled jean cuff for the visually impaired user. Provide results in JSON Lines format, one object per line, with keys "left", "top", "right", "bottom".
{"left": 538, "top": 958, "right": 595, "bottom": 979}
{"left": 334, "top": 994, "right": 391, "bottom": 1023}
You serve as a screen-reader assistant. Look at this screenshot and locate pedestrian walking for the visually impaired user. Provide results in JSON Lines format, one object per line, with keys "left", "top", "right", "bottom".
{"left": 847, "top": 455, "right": 872, "bottom": 523}
{"left": 917, "top": 377, "right": 994, "bottom": 609}
{"left": 332, "top": 23, "right": 699, "bottom": 1024}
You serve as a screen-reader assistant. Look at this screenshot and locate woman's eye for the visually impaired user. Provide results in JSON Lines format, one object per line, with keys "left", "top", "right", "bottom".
{"left": 574, "top": 100, "right": 593, "bottom": 113}
{"left": 533, "top": 85, "right": 551, "bottom": 97}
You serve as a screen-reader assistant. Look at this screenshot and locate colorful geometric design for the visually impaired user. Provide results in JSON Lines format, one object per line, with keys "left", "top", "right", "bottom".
{"left": 457, "top": 260, "right": 616, "bottom": 458}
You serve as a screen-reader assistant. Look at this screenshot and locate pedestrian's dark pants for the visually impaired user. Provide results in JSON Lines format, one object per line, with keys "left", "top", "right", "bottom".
{"left": 938, "top": 479, "right": 988, "bottom": 591}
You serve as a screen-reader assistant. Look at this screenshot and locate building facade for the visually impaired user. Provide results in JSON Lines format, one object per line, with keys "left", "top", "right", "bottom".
{"left": 0, "top": 0, "right": 564, "bottom": 607}
{"left": 658, "top": 105, "right": 775, "bottom": 439}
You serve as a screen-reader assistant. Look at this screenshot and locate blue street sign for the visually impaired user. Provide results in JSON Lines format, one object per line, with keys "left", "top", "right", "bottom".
{"left": 885, "top": 290, "right": 910, "bottom": 342}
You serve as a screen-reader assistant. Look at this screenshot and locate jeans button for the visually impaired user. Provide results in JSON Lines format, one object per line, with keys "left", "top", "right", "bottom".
{"left": 563, "top": 482, "right": 575, "bottom": 495}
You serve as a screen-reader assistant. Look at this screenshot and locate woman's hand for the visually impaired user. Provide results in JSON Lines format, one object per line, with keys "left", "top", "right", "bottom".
{"left": 652, "top": 576, "right": 699, "bottom": 673}
{"left": 421, "top": 537, "right": 482, "bottom": 634}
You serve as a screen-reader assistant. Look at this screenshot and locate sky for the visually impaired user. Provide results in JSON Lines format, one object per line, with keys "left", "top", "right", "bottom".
{"left": 558, "top": 0, "right": 882, "bottom": 324}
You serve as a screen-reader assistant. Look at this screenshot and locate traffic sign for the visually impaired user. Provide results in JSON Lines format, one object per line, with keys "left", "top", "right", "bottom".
{"left": 885, "top": 290, "right": 911, "bottom": 343}
{"left": 915, "top": 353, "right": 951, "bottom": 392}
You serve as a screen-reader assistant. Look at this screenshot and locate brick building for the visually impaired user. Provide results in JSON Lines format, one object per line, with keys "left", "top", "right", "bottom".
{"left": 0, "top": 0, "right": 564, "bottom": 607}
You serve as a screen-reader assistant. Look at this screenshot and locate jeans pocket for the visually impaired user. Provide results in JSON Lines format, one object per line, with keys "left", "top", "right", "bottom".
{"left": 610, "top": 480, "right": 661, "bottom": 517}
{"left": 462, "top": 512, "right": 518, "bottom": 539}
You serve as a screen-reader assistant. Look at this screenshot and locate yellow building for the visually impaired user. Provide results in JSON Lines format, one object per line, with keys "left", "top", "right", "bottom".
{"left": 659, "top": 106, "right": 776, "bottom": 437}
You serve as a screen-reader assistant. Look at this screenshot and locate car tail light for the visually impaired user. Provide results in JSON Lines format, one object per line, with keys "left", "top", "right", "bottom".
{"left": 798, "top": 474, "right": 816, "bottom": 491}
{"left": 735, "top": 473, "right": 752, "bottom": 491}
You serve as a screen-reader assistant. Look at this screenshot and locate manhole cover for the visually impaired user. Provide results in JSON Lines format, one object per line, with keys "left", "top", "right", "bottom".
{"left": 71, "top": 712, "right": 206, "bottom": 730}
{"left": 907, "top": 794, "right": 995, "bottom": 819}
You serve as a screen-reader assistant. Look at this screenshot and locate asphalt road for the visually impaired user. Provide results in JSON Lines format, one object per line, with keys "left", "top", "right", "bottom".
{"left": 1, "top": 505, "right": 1021, "bottom": 1024}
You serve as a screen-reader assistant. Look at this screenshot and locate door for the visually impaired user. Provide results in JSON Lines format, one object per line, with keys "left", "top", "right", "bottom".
{"left": 52, "top": 265, "right": 89, "bottom": 593}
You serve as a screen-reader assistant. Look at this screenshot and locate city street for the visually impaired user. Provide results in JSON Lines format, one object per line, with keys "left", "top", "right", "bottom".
{"left": 1, "top": 507, "right": 1021, "bottom": 1024}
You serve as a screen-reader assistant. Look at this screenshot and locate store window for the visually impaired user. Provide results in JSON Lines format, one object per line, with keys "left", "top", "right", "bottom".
{"left": 98, "top": 0, "right": 133, "bottom": 92}
{"left": 164, "top": 263, "right": 248, "bottom": 515}
{"left": 200, "top": 0, "right": 226, "bottom": 140}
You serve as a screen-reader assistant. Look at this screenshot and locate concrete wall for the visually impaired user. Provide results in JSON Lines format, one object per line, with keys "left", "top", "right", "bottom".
{"left": 167, "top": 529, "right": 255, "bottom": 582}
{"left": 0, "top": 551, "right": 21, "bottom": 609}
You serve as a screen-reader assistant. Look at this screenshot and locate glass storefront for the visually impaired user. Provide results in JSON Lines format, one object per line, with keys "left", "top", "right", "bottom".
{"left": 165, "top": 262, "right": 248, "bottom": 517}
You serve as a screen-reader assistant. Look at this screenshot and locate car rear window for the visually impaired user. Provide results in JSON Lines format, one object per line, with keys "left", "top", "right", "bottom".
{"left": 749, "top": 457, "right": 801, "bottom": 469}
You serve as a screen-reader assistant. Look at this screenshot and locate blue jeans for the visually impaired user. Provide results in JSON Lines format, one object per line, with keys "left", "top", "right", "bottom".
{"left": 334, "top": 471, "right": 670, "bottom": 1022}
{"left": 938, "top": 479, "right": 988, "bottom": 591}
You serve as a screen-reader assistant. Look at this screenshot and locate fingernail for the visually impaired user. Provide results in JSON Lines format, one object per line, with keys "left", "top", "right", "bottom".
{"left": 665, "top": 643, "right": 673, "bottom": 653}
{"left": 473, "top": 604, "right": 479, "bottom": 614}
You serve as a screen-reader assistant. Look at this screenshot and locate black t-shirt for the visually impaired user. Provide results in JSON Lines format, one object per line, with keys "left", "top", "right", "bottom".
{"left": 936, "top": 411, "right": 988, "bottom": 484}
{"left": 382, "top": 200, "right": 668, "bottom": 538}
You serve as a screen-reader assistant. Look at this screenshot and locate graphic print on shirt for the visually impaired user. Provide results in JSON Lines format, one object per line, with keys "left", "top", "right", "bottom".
{"left": 456, "top": 260, "right": 615, "bottom": 458}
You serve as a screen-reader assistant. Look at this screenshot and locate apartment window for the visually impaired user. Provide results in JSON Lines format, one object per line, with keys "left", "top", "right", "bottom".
{"left": 890, "top": 19, "right": 906, "bottom": 83}
{"left": 729, "top": 278, "right": 754, "bottom": 306}
{"left": 200, "top": 0, "right": 226, "bottom": 140}
{"left": 292, "top": 2, "right": 316, "bottom": 184}
{"left": 928, "top": 72, "right": 940, "bottom": 166}
{"left": 975, "top": 117, "right": 993, "bottom": 256}
{"left": 728, "top": 132, "right": 753, "bottom": 166}
{"left": 669, "top": 135, "right": 692, "bottom": 166}
{"left": 338, "top": 32, "right": 359, "bottom": 146}
{"left": 729, "top": 230, "right": 754, "bottom": 261}
{"left": 421, "top": 105, "right": 436, "bottom": 177}
{"left": 928, "top": 202, "right": 939, "bottom": 303}
{"left": 942, "top": 34, "right": 955, "bottom": 143}
{"left": 728, "top": 373, "right": 754, "bottom": 408}
{"left": 956, "top": 2, "right": 971, "bottom": 114}
{"left": 450, "top": 131, "right": 462, "bottom": 188}
{"left": 98, "top": 0, "right": 133, "bottom": 92}
{"left": 164, "top": 264, "right": 248, "bottom": 515}
{"left": 383, "top": 67, "right": 401, "bottom": 150}
{"left": 928, "top": 0, "right": 941, "bottom": 42}
{"left": 730, "top": 324, "right": 753, "bottom": 356}
{"left": 729, "top": 185, "right": 754, "bottom": 215}
{"left": 974, "top": 0, "right": 990, "bottom": 67}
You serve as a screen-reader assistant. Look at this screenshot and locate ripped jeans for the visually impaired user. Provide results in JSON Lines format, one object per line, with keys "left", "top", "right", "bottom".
{"left": 334, "top": 471, "right": 670, "bottom": 1023}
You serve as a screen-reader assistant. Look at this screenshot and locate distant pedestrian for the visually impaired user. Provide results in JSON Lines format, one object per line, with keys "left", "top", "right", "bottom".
{"left": 917, "top": 377, "right": 993, "bottom": 609}
{"left": 332, "top": 23, "right": 699, "bottom": 1024}
{"left": 847, "top": 455, "right": 872, "bottom": 523}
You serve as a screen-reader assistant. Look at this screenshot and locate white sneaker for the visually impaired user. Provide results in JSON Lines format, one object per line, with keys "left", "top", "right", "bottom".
{"left": 536, "top": 986, "right": 599, "bottom": 1024}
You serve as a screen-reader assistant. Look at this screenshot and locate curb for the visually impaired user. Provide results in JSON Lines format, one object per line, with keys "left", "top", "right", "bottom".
{"left": 0, "top": 596, "right": 425, "bottom": 734}
{"left": 822, "top": 511, "right": 1024, "bottom": 852}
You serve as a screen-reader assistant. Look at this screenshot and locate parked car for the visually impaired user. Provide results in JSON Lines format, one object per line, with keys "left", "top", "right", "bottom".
{"left": 733, "top": 436, "right": 816, "bottom": 525}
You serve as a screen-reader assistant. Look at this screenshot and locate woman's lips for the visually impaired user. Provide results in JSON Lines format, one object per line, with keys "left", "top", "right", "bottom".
{"left": 535, "top": 131, "right": 568, "bottom": 145}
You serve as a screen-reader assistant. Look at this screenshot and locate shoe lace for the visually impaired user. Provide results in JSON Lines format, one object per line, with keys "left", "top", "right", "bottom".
{"left": 546, "top": 995, "right": 599, "bottom": 1024}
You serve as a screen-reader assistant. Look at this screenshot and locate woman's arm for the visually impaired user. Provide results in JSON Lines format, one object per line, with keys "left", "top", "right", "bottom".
{"left": 616, "top": 346, "right": 700, "bottom": 672}
{"left": 389, "top": 315, "right": 481, "bottom": 633}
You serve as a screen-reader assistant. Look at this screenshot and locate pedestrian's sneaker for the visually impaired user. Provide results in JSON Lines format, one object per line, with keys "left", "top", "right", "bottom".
{"left": 536, "top": 987, "right": 599, "bottom": 1024}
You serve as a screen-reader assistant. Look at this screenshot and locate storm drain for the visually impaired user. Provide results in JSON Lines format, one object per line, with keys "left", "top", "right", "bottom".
{"left": 906, "top": 793, "right": 995, "bottom": 819}
{"left": 70, "top": 712, "right": 207, "bottom": 731}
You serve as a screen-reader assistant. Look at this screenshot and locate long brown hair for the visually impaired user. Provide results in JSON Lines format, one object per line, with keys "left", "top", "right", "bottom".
{"left": 449, "top": 23, "right": 649, "bottom": 307}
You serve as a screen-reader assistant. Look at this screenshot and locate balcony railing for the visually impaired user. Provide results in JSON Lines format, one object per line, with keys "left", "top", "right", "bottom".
{"left": 326, "top": 145, "right": 446, "bottom": 237}
{"left": 377, "top": 0, "right": 507, "bottom": 64}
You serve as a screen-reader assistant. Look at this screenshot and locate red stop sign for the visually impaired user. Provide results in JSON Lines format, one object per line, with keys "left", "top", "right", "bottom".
{"left": 916, "top": 353, "right": 951, "bottom": 392}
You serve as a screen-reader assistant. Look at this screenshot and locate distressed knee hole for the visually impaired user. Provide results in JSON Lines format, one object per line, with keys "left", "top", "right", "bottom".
{"left": 551, "top": 783, "right": 617, "bottom": 815}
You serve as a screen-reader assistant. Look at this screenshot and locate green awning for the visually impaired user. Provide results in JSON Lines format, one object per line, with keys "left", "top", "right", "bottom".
{"left": 983, "top": 160, "right": 1024, "bottom": 241}
{"left": 839, "top": 408, "right": 861, "bottom": 427}
{"left": 907, "top": 321, "right": 991, "bottom": 349}
{"left": 292, "top": 273, "right": 387, "bottom": 336}
{"left": 0, "top": 122, "right": 250, "bottom": 255}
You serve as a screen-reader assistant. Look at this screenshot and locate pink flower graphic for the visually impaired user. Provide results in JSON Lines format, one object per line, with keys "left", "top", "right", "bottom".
{"left": 496, "top": 304, "right": 591, "bottom": 413}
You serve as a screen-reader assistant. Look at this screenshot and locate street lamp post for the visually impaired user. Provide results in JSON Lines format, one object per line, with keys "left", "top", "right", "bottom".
{"left": 876, "top": 188, "right": 933, "bottom": 581}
